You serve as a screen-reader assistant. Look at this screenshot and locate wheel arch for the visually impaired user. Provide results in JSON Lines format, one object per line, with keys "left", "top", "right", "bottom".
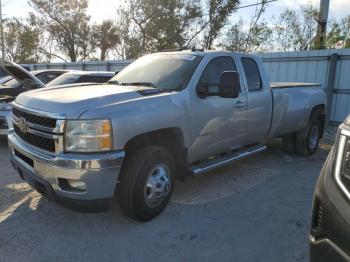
{"left": 123, "top": 127, "right": 188, "bottom": 180}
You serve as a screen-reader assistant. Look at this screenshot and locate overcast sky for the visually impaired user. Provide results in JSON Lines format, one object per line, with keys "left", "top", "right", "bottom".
{"left": 2, "top": 0, "right": 350, "bottom": 24}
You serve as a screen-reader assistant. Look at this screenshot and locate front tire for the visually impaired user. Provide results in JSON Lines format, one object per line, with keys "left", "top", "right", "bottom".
{"left": 295, "top": 117, "right": 321, "bottom": 156}
{"left": 118, "top": 146, "right": 175, "bottom": 222}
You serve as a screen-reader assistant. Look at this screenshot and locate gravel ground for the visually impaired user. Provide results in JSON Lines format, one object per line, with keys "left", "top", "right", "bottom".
{"left": 0, "top": 129, "right": 337, "bottom": 262}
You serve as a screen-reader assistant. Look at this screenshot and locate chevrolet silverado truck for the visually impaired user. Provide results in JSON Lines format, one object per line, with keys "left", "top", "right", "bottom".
{"left": 8, "top": 50, "right": 326, "bottom": 221}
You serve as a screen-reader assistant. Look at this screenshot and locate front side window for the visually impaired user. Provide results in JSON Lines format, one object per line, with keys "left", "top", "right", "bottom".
{"left": 110, "top": 53, "right": 202, "bottom": 91}
{"left": 198, "top": 56, "right": 238, "bottom": 94}
{"left": 241, "top": 57, "right": 262, "bottom": 91}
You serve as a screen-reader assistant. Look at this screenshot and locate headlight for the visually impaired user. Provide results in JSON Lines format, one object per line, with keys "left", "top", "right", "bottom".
{"left": 65, "top": 119, "right": 113, "bottom": 152}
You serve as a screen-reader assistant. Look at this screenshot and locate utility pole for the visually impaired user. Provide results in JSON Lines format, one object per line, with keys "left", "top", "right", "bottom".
{"left": 315, "top": 0, "right": 330, "bottom": 49}
{"left": 0, "top": 0, "right": 4, "bottom": 59}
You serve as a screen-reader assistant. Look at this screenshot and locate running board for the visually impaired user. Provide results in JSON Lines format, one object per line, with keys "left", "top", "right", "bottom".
{"left": 189, "top": 144, "right": 267, "bottom": 176}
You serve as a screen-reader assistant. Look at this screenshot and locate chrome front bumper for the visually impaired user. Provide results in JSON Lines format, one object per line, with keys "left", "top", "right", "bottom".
{"left": 8, "top": 131, "right": 125, "bottom": 211}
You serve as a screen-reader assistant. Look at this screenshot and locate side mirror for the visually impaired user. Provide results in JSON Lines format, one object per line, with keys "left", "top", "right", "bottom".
{"left": 218, "top": 71, "right": 240, "bottom": 98}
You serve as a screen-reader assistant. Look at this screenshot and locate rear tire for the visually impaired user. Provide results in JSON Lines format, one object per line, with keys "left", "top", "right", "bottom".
{"left": 295, "top": 117, "right": 321, "bottom": 156}
{"left": 118, "top": 146, "right": 175, "bottom": 222}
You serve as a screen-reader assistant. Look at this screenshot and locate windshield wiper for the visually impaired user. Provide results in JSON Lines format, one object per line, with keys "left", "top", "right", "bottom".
{"left": 120, "top": 82, "right": 157, "bottom": 88}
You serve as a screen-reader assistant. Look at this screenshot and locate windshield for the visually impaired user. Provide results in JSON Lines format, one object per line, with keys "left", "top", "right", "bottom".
{"left": 110, "top": 53, "right": 202, "bottom": 91}
{"left": 46, "top": 74, "right": 80, "bottom": 87}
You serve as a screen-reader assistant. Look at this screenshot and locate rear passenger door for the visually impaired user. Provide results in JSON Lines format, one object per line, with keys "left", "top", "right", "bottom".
{"left": 240, "top": 56, "right": 272, "bottom": 144}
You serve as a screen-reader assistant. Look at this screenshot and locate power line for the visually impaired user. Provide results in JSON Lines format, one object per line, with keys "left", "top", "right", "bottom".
{"left": 234, "top": 0, "right": 278, "bottom": 11}
{"left": 202, "top": 0, "right": 279, "bottom": 16}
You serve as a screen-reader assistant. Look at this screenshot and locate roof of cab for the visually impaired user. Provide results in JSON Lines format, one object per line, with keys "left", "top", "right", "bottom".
{"left": 157, "top": 48, "right": 236, "bottom": 57}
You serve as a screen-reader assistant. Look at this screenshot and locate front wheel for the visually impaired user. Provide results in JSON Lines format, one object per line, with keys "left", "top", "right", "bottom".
{"left": 295, "top": 117, "right": 321, "bottom": 156}
{"left": 118, "top": 146, "right": 175, "bottom": 222}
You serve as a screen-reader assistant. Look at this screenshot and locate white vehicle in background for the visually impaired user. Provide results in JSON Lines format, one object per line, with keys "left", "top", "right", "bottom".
{"left": 0, "top": 67, "right": 70, "bottom": 135}
{"left": 45, "top": 71, "right": 115, "bottom": 87}
{"left": 0, "top": 60, "right": 115, "bottom": 135}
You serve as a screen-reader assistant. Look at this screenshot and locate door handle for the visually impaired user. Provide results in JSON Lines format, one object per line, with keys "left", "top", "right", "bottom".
{"left": 232, "top": 101, "right": 246, "bottom": 108}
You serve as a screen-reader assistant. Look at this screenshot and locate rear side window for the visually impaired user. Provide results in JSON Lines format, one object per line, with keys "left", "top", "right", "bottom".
{"left": 241, "top": 57, "right": 262, "bottom": 91}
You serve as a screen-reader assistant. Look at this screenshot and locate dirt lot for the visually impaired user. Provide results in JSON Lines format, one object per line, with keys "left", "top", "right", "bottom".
{"left": 0, "top": 130, "right": 337, "bottom": 262}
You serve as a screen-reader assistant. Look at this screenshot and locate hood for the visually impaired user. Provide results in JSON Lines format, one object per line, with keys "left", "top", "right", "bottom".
{"left": 0, "top": 59, "right": 45, "bottom": 89}
{"left": 15, "top": 84, "right": 146, "bottom": 118}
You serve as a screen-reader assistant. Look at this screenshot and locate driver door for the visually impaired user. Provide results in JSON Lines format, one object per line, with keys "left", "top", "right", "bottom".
{"left": 189, "top": 55, "right": 248, "bottom": 162}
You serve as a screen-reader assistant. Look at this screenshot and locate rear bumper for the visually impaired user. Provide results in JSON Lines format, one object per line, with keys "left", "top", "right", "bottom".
{"left": 8, "top": 131, "right": 125, "bottom": 212}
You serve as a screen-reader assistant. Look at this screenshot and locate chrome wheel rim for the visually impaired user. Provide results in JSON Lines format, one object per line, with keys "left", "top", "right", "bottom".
{"left": 144, "top": 164, "right": 171, "bottom": 208}
{"left": 309, "top": 125, "right": 319, "bottom": 150}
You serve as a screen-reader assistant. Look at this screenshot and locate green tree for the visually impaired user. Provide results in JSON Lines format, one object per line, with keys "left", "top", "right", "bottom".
{"left": 274, "top": 4, "right": 318, "bottom": 51}
{"left": 29, "top": 0, "right": 92, "bottom": 62}
{"left": 131, "top": 0, "right": 201, "bottom": 52}
{"left": 203, "top": 0, "right": 239, "bottom": 49}
{"left": 92, "top": 20, "right": 120, "bottom": 61}
{"left": 3, "top": 18, "right": 40, "bottom": 63}
{"left": 222, "top": 19, "right": 272, "bottom": 53}
{"left": 327, "top": 16, "right": 350, "bottom": 48}
{"left": 220, "top": 0, "right": 272, "bottom": 53}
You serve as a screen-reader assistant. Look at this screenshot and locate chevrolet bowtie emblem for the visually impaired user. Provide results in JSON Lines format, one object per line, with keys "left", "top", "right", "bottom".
{"left": 18, "top": 117, "right": 28, "bottom": 133}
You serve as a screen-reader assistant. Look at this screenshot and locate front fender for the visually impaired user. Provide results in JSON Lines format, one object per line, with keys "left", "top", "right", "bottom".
{"left": 80, "top": 92, "right": 189, "bottom": 150}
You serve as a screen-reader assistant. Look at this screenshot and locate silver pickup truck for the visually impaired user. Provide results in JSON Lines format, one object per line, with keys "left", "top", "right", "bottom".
{"left": 8, "top": 50, "right": 326, "bottom": 221}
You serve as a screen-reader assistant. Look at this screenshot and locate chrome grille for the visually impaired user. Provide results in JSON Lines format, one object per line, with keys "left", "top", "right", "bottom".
{"left": 335, "top": 128, "right": 350, "bottom": 201}
{"left": 13, "top": 124, "right": 55, "bottom": 152}
{"left": 341, "top": 138, "right": 350, "bottom": 181}
{"left": 12, "top": 106, "right": 56, "bottom": 128}
{"left": 343, "top": 140, "right": 350, "bottom": 176}
{"left": 11, "top": 106, "right": 63, "bottom": 153}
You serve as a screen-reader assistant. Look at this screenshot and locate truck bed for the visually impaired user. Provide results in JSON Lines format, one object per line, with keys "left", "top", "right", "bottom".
{"left": 268, "top": 82, "right": 325, "bottom": 139}
{"left": 270, "top": 82, "right": 321, "bottom": 89}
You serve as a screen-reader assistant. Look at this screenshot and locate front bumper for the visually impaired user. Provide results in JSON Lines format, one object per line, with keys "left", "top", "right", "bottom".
{"left": 8, "top": 131, "right": 125, "bottom": 212}
{"left": 310, "top": 146, "right": 350, "bottom": 261}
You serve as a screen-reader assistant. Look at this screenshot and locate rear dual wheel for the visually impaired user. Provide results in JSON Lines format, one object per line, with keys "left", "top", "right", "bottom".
{"left": 295, "top": 117, "right": 321, "bottom": 156}
{"left": 282, "top": 117, "right": 321, "bottom": 156}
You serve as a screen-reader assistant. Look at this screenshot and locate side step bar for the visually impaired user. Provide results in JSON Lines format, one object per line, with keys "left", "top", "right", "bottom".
{"left": 189, "top": 144, "right": 267, "bottom": 176}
